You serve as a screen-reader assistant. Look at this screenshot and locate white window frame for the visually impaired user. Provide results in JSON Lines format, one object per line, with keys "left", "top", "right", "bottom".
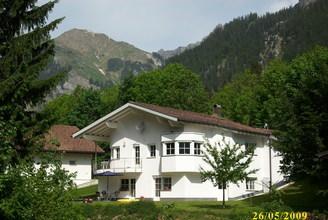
{"left": 162, "top": 177, "right": 172, "bottom": 191}
{"left": 149, "top": 144, "right": 156, "bottom": 158}
{"left": 154, "top": 176, "right": 172, "bottom": 192}
{"left": 194, "top": 142, "right": 202, "bottom": 155}
{"left": 166, "top": 142, "right": 175, "bottom": 155}
{"left": 246, "top": 177, "right": 256, "bottom": 190}
{"left": 111, "top": 146, "right": 120, "bottom": 160}
{"left": 179, "top": 142, "right": 191, "bottom": 155}
{"left": 120, "top": 179, "right": 129, "bottom": 191}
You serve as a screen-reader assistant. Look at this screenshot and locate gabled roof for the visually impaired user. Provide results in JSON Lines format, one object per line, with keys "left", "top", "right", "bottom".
{"left": 45, "top": 125, "right": 104, "bottom": 153}
{"left": 73, "top": 102, "right": 271, "bottom": 138}
{"left": 130, "top": 102, "right": 271, "bottom": 136}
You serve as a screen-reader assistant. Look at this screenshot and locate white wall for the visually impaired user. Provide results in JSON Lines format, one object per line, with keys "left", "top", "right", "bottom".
{"left": 61, "top": 153, "right": 93, "bottom": 186}
{"left": 103, "top": 110, "right": 179, "bottom": 199}
{"left": 35, "top": 152, "right": 93, "bottom": 186}
{"left": 96, "top": 110, "right": 284, "bottom": 200}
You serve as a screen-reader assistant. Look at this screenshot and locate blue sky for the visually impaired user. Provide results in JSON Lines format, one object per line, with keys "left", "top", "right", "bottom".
{"left": 46, "top": 0, "right": 298, "bottom": 52}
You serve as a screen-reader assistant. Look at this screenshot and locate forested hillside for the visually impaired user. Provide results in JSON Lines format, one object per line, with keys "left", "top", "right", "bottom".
{"left": 168, "top": 0, "right": 328, "bottom": 90}
{"left": 211, "top": 46, "right": 328, "bottom": 179}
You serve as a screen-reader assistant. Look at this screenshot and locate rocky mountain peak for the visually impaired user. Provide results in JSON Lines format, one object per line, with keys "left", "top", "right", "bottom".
{"left": 55, "top": 28, "right": 113, "bottom": 54}
{"left": 298, "top": 0, "right": 318, "bottom": 8}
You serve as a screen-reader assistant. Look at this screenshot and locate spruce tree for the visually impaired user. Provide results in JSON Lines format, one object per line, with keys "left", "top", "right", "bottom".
{"left": 0, "top": 0, "right": 64, "bottom": 169}
{"left": 0, "top": 1, "right": 80, "bottom": 219}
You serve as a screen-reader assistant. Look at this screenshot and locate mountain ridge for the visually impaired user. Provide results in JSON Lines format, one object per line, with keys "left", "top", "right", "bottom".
{"left": 45, "top": 28, "right": 161, "bottom": 97}
{"left": 167, "top": 0, "right": 327, "bottom": 91}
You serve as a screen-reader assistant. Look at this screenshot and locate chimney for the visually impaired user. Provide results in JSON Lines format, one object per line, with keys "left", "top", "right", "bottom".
{"left": 212, "top": 104, "right": 222, "bottom": 118}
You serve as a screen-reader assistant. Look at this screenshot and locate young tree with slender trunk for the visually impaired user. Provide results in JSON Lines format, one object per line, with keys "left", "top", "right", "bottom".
{"left": 200, "top": 139, "right": 257, "bottom": 208}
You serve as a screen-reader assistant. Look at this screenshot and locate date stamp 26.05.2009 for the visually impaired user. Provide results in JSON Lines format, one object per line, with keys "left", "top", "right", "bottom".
{"left": 251, "top": 212, "right": 327, "bottom": 220}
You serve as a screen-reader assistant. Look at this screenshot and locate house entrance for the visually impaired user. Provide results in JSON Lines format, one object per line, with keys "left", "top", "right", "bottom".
{"left": 155, "top": 177, "right": 161, "bottom": 197}
{"left": 130, "top": 178, "right": 136, "bottom": 197}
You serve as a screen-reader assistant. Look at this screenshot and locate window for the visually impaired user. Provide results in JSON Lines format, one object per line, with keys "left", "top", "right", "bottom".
{"left": 111, "top": 147, "right": 120, "bottom": 159}
{"left": 150, "top": 145, "right": 156, "bottom": 157}
{"left": 179, "top": 142, "right": 190, "bottom": 154}
{"left": 116, "top": 148, "right": 120, "bottom": 159}
{"left": 111, "top": 148, "right": 114, "bottom": 159}
{"left": 166, "top": 142, "right": 175, "bottom": 155}
{"left": 163, "top": 177, "right": 172, "bottom": 191}
{"left": 194, "top": 143, "right": 201, "bottom": 155}
{"left": 246, "top": 178, "right": 256, "bottom": 190}
{"left": 120, "top": 179, "right": 129, "bottom": 191}
{"left": 69, "top": 160, "right": 76, "bottom": 165}
{"left": 135, "top": 145, "right": 140, "bottom": 165}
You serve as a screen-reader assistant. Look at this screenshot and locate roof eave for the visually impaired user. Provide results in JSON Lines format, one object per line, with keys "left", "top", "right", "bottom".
{"left": 72, "top": 102, "right": 178, "bottom": 139}
{"left": 179, "top": 119, "right": 271, "bottom": 137}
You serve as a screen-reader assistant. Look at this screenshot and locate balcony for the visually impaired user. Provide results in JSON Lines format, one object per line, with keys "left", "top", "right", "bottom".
{"left": 96, "top": 158, "right": 142, "bottom": 174}
{"left": 161, "top": 155, "right": 208, "bottom": 173}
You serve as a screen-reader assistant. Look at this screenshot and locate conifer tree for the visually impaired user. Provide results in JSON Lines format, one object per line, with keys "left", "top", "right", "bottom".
{"left": 0, "top": 1, "right": 80, "bottom": 219}
{"left": 0, "top": 0, "right": 64, "bottom": 168}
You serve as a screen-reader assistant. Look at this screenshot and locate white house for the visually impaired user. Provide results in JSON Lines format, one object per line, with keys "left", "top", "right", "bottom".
{"left": 73, "top": 102, "right": 284, "bottom": 200}
{"left": 38, "top": 124, "right": 104, "bottom": 186}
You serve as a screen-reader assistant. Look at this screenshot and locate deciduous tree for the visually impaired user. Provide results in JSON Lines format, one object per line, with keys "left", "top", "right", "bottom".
{"left": 200, "top": 139, "right": 257, "bottom": 208}
{"left": 119, "top": 63, "right": 211, "bottom": 113}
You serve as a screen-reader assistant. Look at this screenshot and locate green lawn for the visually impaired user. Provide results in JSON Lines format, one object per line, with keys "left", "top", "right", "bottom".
{"left": 75, "top": 180, "right": 328, "bottom": 219}
{"left": 246, "top": 180, "right": 328, "bottom": 211}
{"left": 72, "top": 184, "right": 98, "bottom": 199}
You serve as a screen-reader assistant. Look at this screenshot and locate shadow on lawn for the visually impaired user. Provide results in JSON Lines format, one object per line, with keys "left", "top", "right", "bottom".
{"left": 191, "top": 203, "right": 233, "bottom": 210}
{"left": 244, "top": 180, "right": 328, "bottom": 212}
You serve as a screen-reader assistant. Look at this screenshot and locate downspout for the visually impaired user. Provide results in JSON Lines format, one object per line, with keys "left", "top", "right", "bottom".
{"left": 265, "top": 123, "right": 272, "bottom": 192}
{"left": 269, "top": 137, "right": 272, "bottom": 192}
{"left": 94, "top": 144, "right": 97, "bottom": 175}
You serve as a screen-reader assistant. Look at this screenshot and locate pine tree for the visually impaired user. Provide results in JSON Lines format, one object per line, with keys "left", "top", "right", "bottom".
{"left": 0, "top": 1, "right": 80, "bottom": 219}
{"left": 0, "top": 0, "right": 64, "bottom": 169}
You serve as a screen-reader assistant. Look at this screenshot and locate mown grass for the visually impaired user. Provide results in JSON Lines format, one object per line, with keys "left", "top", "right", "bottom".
{"left": 246, "top": 179, "right": 328, "bottom": 211}
{"left": 72, "top": 184, "right": 98, "bottom": 199}
{"left": 77, "top": 200, "right": 257, "bottom": 220}
{"left": 75, "top": 180, "right": 328, "bottom": 219}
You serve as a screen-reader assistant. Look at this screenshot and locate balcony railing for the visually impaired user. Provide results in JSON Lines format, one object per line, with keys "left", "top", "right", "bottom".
{"left": 96, "top": 157, "right": 142, "bottom": 173}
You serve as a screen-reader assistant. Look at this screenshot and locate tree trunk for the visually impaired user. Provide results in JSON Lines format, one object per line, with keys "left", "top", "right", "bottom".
{"left": 222, "top": 185, "right": 225, "bottom": 208}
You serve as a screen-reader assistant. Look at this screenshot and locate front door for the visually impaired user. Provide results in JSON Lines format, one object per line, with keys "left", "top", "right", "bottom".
{"left": 155, "top": 177, "right": 161, "bottom": 197}
{"left": 130, "top": 178, "right": 136, "bottom": 197}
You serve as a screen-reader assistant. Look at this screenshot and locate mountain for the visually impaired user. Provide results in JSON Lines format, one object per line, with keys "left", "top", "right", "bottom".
{"left": 43, "top": 29, "right": 161, "bottom": 96}
{"left": 156, "top": 42, "right": 200, "bottom": 60}
{"left": 167, "top": 0, "right": 327, "bottom": 91}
